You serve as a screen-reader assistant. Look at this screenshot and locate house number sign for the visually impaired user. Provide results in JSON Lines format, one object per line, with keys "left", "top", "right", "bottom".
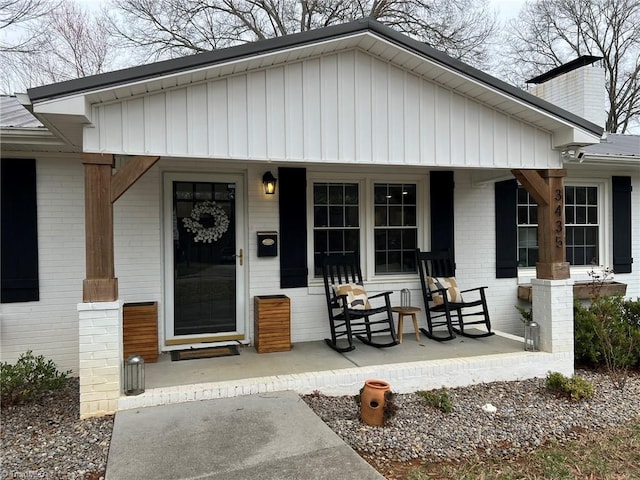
{"left": 554, "top": 188, "right": 564, "bottom": 248}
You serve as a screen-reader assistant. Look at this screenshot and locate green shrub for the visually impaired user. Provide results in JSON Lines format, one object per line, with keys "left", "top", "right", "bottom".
{"left": 574, "top": 296, "right": 640, "bottom": 388}
{"left": 417, "top": 387, "right": 452, "bottom": 413}
{"left": 545, "top": 371, "right": 594, "bottom": 401}
{"left": 574, "top": 300, "right": 601, "bottom": 365}
{"left": 1, "top": 350, "right": 71, "bottom": 406}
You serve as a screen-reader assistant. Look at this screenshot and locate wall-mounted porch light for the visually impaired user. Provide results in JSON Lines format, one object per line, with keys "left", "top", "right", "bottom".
{"left": 263, "top": 171, "right": 277, "bottom": 195}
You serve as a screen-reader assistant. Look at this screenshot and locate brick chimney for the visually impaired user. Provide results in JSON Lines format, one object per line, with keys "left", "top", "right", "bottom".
{"left": 526, "top": 56, "right": 606, "bottom": 129}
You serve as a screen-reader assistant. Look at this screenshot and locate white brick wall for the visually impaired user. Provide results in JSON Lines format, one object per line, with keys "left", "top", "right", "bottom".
{"left": 1, "top": 159, "right": 637, "bottom": 378}
{"left": 1, "top": 158, "right": 85, "bottom": 373}
{"left": 78, "top": 301, "right": 122, "bottom": 418}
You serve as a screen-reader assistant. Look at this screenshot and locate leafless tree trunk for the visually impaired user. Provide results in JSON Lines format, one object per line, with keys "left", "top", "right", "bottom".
{"left": 500, "top": 0, "right": 640, "bottom": 133}
{"left": 107, "top": 0, "right": 497, "bottom": 68}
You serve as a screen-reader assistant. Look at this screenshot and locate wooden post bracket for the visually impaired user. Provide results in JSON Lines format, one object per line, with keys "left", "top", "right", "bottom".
{"left": 81, "top": 154, "right": 160, "bottom": 302}
{"left": 511, "top": 169, "right": 570, "bottom": 280}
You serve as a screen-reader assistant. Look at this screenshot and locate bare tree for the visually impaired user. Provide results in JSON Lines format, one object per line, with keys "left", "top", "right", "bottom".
{"left": 1, "top": 1, "right": 116, "bottom": 93}
{"left": 108, "top": 0, "right": 497, "bottom": 67}
{"left": 0, "top": 0, "right": 58, "bottom": 53}
{"left": 501, "top": 0, "right": 640, "bottom": 133}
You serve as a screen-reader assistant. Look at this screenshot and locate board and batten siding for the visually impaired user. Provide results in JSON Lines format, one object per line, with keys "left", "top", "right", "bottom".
{"left": 84, "top": 50, "right": 560, "bottom": 169}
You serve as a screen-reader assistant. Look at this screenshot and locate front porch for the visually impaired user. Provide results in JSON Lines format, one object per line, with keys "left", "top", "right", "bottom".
{"left": 118, "top": 332, "right": 573, "bottom": 411}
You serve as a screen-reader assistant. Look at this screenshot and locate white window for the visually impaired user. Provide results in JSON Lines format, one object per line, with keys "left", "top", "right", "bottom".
{"left": 310, "top": 176, "right": 422, "bottom": 279}
{"left": 517, "top": 183, "right": 602, "bottom": 267}
{"left": 312, "top": 182, "right": 360, "bottom": 276}
{"left": 373, "top": 183, "right": 418, "bottom": 274}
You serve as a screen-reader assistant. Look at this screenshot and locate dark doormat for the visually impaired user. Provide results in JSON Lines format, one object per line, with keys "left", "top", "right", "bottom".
{"left": 170, "top": 345, "right": 240, "bottom": 361}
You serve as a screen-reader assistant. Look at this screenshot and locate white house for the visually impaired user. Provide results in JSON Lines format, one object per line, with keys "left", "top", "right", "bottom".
{"left": 1, "top": 19, "right": 637, "bottom": 417}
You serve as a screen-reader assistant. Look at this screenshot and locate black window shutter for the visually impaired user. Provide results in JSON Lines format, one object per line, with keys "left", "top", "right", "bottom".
{"left": 612, "top": 176, "right": 633, "bottom": 274}
{"left": 278, "top": 167, "right": 308, "bottom": 288}
{"left": 495, "top": 179, "right": 518, "bottom": 278}
{"left": 430, "top": 171, "right": 455, "bottom": 264}
{"left": 1, "top": 159, "right": 39, "bottom": 303}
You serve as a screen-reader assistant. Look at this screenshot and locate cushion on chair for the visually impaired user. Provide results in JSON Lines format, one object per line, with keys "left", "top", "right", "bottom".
{"left": 427, "top": 277, "right": 464, "bottom": 305}
{"left": 332, "top": 283, "right": 371, "bottom": 310}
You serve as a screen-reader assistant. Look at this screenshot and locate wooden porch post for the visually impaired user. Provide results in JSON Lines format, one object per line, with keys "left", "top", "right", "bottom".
{"left": 511, "top": 169, "right": 569, "bottom": 280}
{"left": 82, "top": 154, "right": 117, "bottom": 302}
{"left": 81, "top": 154, "right": 160, "bottom": 302}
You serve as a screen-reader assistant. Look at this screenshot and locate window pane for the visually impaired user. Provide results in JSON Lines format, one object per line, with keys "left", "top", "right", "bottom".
{"left": 404, "top": 206, "right": 416, "bottom": 226}
{"left": 314, "top": 206, "right": 327, "bottom": 227}
{"left": 585, "top": 226, "right": 597, "bottom": 244}
{"left": 587, "top": 187, "right": 597, "bottom": 205}
{"left": 345, "top": 230, "right": 359, "bottom": 253}
{"left": 328, "top": 230, "right": 343, "bottom": 251}
{"left": 329, "top": 185, "right": 343, "bottom": 204}
{"left": 195, "top": 183, "right": 212, "bottom": 200}
{"left": 345, "top": 184, "right": 358, "bottom": 204}
{"left": 565, "top": 186, "right": 574, "bottom": 205}
{"left": 375, "top": 230, "right": 387, "bottom": 250}
{"left": 402, "top": 229, "right": 417, "bottom": 249}
{"left": 374, "top": 206, "right": 386, "bottom": 227}
{"left": 529, "top": 206, "right": 537, "bottom": 224}
{"left": 345, "top": 206, "right": 359, "bottom": 227}
{"left": 518, "top": 206, "right": 529, "bottom": 224}
{"left": 374, "top": 185, "right": 387, "bottom": 204}
{"left": 375, "top": 251, "right": 387, "bottom": 273}
{"left": 329, "top": 206, "right": 344, "bottom": 227}
{"left": 389, "top": 206, "right": 403, "bottom": 226}
{"left": 314, "top": 184, "right": 327, "bottom": 204}
{"left": 389, "top": 250, "right": 402, "bottom": 267}
{"left": 576, "top": 187, "right": 587, "bottom": 204}
{"left": 388, "top": 185, "right": 403, "bottom": 204}
{"left": 517, "top": 187, "right": 528, "bottom": 203}
{"left": 403, "top": 185, "right": 417, "bottom": 204}
{"left": 576, "top": 206, "right": 586, "bottom": 224}
{"left": 388, "top": 229, "right": 401, "bottom": 249}
{"left": 587, "top": 206, "right": 597, "bottom": 224}
{"left": 565, "top": 205, "right": 574, "bottom": 224}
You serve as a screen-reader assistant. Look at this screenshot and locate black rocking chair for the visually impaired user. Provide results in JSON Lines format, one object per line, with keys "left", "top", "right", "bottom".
{"left": 321, "top": 253, "right": 399, "bottom": 352}
{"left": 416, "top": 249, "right": 494, "bottom": 341}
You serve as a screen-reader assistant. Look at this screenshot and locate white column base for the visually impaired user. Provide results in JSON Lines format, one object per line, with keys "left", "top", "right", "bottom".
{"left": 78, "top": 301, "right": 123, "bottom": 419}
{"left": 531, "top": 278, "right": 574, "bottom": 376}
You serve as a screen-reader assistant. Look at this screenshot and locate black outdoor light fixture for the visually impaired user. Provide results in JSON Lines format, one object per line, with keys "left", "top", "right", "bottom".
{"left": 263, "top": 171, "right": 277, "bottom": 195}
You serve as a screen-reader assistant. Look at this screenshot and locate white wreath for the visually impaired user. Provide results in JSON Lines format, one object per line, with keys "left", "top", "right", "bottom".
{"left": 182, "top": 201, "right": 230, "bottom": 243}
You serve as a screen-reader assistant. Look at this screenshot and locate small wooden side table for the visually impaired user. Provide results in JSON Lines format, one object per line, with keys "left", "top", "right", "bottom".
{"left": 391, "top": 306, "right": 421, "bottom": 343}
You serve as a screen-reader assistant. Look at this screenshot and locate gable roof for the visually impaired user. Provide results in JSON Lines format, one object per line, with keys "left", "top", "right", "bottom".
{"left": 27, "top": 18, "right": 602, "bottom": 141}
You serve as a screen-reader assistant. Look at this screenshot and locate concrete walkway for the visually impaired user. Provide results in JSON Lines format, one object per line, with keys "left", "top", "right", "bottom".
{"left": 105, "top": 390, "right": 384, "bottom": 480}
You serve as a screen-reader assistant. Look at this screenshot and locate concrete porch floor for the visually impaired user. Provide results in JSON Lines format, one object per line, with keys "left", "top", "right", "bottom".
{"left": 117, "top": 331, "right": 573, "bottom": 412}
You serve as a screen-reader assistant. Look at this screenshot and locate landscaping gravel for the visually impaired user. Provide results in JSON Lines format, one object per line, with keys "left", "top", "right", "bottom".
{"left": 303, "top": 369, "right": 640, "bottom": 467}
{"left": 1, "top": 378, "right": 113, "bottom": 480}
{"left": 1, "top": 370, "right": 638, "bottom": 479}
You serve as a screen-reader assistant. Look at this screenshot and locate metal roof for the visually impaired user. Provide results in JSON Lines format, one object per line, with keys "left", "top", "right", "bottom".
{"left": 0, "top": 95, "right": 43, "bottom": 128}
{"left": 27, "top": 18, "right": 603, "bottom": 138}
{"left": 583, "top": 133, "right": 640, "bottom": 158}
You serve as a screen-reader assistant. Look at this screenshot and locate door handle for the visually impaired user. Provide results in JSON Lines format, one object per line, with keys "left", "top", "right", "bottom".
{"left": 237, "top": 248, "right": 243, "bottom": 266}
